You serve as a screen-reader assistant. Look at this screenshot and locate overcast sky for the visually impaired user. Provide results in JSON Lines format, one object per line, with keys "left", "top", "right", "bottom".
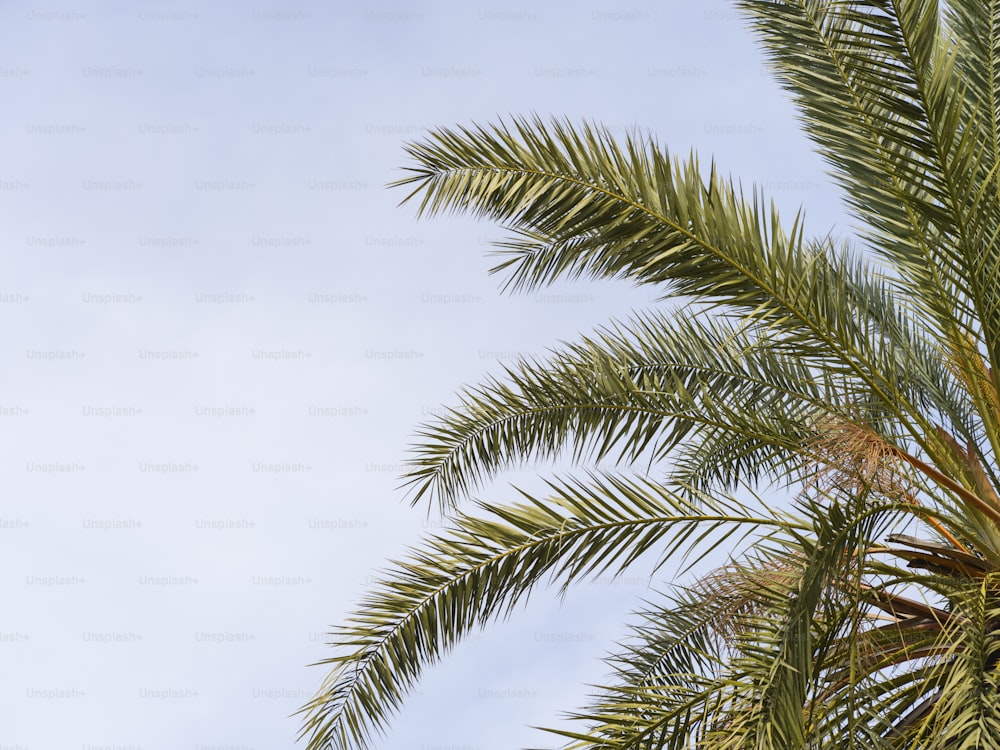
{"left": 0, "top": 2, "right": 849, "bottom": 749}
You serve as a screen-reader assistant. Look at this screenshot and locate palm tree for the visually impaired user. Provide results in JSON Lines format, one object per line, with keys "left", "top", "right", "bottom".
{"left": 299, "top": 1, "right": 1000, "bottom": 748}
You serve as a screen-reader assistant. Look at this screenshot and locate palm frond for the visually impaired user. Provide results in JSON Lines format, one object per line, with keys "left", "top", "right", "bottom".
{"left": 394, "top": 115, "right": 999, "bottom": 492}
{"left": 403, "top": 310, "right": 831, "bottom": 510}
{"left": 394, "top": 118, "right": 852, "bottom": 352}
{"left": 297, "top": 475, "right": 794, "bottom": 750}
{"left": 736, "top": 1, "right": 976, "bottom": 329}
{"left": 908, "top": 577, "right": 1000, "bottom": 746}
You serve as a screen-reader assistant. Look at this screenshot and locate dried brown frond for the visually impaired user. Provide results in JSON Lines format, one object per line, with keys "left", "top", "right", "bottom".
{"left": 803, "top": 416, "right": 971, "bottom": 549}
{"left": 694, "top": 554, "right": 808, "bottom": 646}
{"left": 803, "top": 414, "right": 914, "bottom": 502}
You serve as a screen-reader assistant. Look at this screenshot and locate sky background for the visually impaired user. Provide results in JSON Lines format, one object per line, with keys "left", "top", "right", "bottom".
{"left": 0, "top": 2, "right": 850, "bottom": 749}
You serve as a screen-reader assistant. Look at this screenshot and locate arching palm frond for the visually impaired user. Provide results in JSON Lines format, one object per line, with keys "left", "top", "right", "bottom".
{"left": 403, "top": 310, "right": 826, "bottom": 510}
{"left": 297, "top": 475, "right": 792, "bottom": 750}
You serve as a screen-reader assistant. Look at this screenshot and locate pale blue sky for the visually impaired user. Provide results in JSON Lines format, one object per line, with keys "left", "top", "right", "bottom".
{"left": 1, "top": 2, "right": 847, "bottom": 749}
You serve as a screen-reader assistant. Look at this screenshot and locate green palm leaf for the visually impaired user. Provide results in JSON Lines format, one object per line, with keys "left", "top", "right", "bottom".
{"left": 403, "top": 310, "right": 828, "bottom": 509}
{"left": 297, "top": 475, "right": 793, "bottom": 750}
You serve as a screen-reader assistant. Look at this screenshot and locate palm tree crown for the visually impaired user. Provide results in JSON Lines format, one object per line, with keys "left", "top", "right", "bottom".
{"left": 299, "top": 1, "right": 1000, "bottom": 747}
